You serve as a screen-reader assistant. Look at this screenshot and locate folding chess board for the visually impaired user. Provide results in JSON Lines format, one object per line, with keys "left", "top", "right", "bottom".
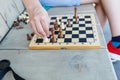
{"left": 29, "top": 13, "right": 100, "bottom": 50}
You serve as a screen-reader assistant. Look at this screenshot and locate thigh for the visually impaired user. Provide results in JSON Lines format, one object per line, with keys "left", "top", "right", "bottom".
{"left": 80, "top": 0, "right": 99, "bottom": 4}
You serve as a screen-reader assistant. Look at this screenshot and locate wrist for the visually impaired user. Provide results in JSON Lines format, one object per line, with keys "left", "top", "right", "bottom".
{"left": 22, "top": 0, "right": 43, "bottom": 13}
{"left": 28, "top": 6, "right": 42, "bottom": 14}
{"left": 28, "top": 4, "right": 43, "bottom": 13}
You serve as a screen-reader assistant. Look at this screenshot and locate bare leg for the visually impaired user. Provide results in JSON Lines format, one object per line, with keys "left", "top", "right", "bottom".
{"left": 101, "top": 0, "right": 120, "bottom": 37}
{"left": 80, "top": 0, "right": 106, "bottom": 27}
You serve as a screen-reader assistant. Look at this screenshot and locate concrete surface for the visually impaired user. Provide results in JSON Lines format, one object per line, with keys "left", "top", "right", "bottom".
{"left": 0, "top": 4, "right": 118, "bottom": 80}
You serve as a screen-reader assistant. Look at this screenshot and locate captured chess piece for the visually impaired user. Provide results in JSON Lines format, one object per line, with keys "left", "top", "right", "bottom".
{"left": 23, "top": 18, "right": 29, "bottom": 24}
{"left": 54, "top": 20, "right": 59, "bottom": 30}
{"left": 27, "top": 34, "right": 31, "bottom": 41}
{"left": 58, "top": 27, "right": 64, "bottom": 38}
{"left": 31, "top": 32, "right": 34, "bottom": 37}
{"left": 67, "top": 19, "right": 71, "bottom": 27}
{"left": 24, "top": 11, "right": 29, "bottom": 17}
{"left": 18, "top": 15, "right": 23, "bottom": 22}
{"left": 13, "top": 20, "right": 19, "bottom": 27}
{"left": 16, "top": 26, "right": 24, "bottom": 30}
{"left": 17, "top": 11, "right": 30, "bottom": 24}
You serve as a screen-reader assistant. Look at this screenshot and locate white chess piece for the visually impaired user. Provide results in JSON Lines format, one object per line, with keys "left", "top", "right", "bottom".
{"left": 57, "top": 18, "right": 61, "bottom": 25}
{"left": 25, "top": 19, "right": 30, "bottom": 24}
{"left": 43, "top": 38, "right": 49, "bottom": 43}
{"left": 61, "top": 22, "right": 65, "bottom": 29}
{"left": 24, "top": 11, "right": 28, "bottom": 15}
{"left": 18, "top": 15, "right": 23, "bottom": 21}
{"left": 21, "top": 14, "right": 26, "bottom": 19}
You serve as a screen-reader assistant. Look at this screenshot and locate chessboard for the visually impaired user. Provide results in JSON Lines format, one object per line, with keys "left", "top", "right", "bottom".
{"left": 29, "top": 13, "right": 100, "bottom": 50}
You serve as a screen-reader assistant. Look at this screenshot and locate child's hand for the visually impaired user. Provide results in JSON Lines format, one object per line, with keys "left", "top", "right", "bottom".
{"left": 29, "top": 6, "right": 50, "bottom": 39}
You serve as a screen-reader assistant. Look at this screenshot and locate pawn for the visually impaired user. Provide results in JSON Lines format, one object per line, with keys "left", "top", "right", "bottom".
{"left": 51, "top": 27, "right": 55, "bottom": 35}
{"left": 75, "top": 17, "right": 79, "bottom": 24}
{"left": 51, "top": 34, "right": 57, "bottom": 43}
{"left": 31, "top": 32, "right": 34, "bottom": 37}
{"left": 50, "top": 28, "right": 56, "bottom": 43}
{"left": 61, "top": 22, "right": 66, "bottom": 30}
{"left": 54, "top": 20, "right": 59, "bottom": 30}
{"left": 27, "top": 34, "right": 31, "bottom": 41}
{"left": 43, "top": 37, "right": 49, "bottom": 43}
{"left": 57, "top": 18, "right": 61, "bottom": 25}
{"left": 67, "top": 19, "right": 71, "bottom": 27}
{"left": 18, "top": 15, "right": 23, "bottom": 22}
{"left": 58, "top": 27, "right": 63, "bottom": 38}
{"left": 13, "top": 20, "right": 19, "bottom": 27}
{"left": 24, "top": 18, "right": 29, "bottom": 24}
{"left": 24, "top": 11, "right": 29, "bottom": 16}
{"left": 16, "top": 26, "right": 24, "bottom": 30}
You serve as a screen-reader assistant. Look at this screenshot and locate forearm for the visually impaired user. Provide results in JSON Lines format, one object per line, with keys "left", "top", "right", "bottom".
{"left": 22, "top": 0, "right": 43, "bottom": 13}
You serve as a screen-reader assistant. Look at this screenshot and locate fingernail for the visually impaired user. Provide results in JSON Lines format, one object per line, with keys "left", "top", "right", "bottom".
{"left": 47, "top": 32, "right": 50, "bottom": 37}
{"left": 43, "top": 35, "right": 47, "bottom": 40}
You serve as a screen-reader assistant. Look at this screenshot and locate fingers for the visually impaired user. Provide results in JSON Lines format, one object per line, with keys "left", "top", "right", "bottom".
{"left": 30, "top": 17, "right": 50, "bottom": 39}
{"left": 35, "top": 19, "right": 47, "bottom": 38}
{"left": 29, "top": 7, "right": 50, "bottom": 39}
{"left": 30, "top": 21, "right": 41, "bottom": 37}
{"left": 40, "top": 16, "right": 50, "bottom": 37}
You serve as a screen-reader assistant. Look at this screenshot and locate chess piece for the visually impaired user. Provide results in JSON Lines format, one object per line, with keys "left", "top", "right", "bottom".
{"left": 75, "top": 17, "right": 79, "bottom": 24}
{"left": 51, "top": 27, "right": 55, "bottom": 35}
{"left": 51, "top": 34, "right": 57, "bottom": 43}
{"left": 57, "top": 18, "right": 61, "bottom": 25}
{"left": 74, "top": 7, "right": 78, "bottom": 19}
{"left": 58, "top": 27, "right": 63, "bottom": 38}
{"left": 21, "top": 14, "right": 26, "bottom": 20}
{"left": 16, "top": 26, "right": 24, "bottom": 29}
{"left": 67, "top": 19, "right": 71, "bottom": 27}
{"left": 31, "top": 32, "right": 34, "bottom": 37}
{"left": 24, "top": 16, "right": 29, "bottom": 24}
{"left": 60, "top": 22, "right": 66, "bottom": 30}
{"left": 43, "top": 37, "right": 49, "bottom": 43}
{"left": 13, "top": 20, "right": 19, "bottom": 27}
{"left": 18, "top": 15, "right": 23, "bottom": 22}
{"left": 23, "top": 18, "right": 29, "bottom": 24}
{"left": 50, "top": 28, "right": 56, "bottom": 43}
{"left": 24, "top": 11, "right": 29, "bottom": 16}
{"left": 54, "top": 20, "right": 59, "bottom": 30}
{"left": 27, "top": 34, "right": 31, "bottom": 41}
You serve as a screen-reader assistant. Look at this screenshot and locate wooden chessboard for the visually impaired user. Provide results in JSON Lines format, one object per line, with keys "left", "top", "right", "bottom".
{"left": 29, "top": 13, "right": 100, "bottom": 50}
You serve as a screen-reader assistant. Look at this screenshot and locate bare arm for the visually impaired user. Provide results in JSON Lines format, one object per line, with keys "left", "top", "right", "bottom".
{"left": 22, "top": 0, "right": 50, "bottom": 39}
{"left": 22, "top": 0, "right": 42, "bottom": 12}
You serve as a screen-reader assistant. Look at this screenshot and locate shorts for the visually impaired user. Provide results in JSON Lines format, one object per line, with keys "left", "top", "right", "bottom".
{"left": 39, "top": 0, "right": 81, "bottom": 7}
